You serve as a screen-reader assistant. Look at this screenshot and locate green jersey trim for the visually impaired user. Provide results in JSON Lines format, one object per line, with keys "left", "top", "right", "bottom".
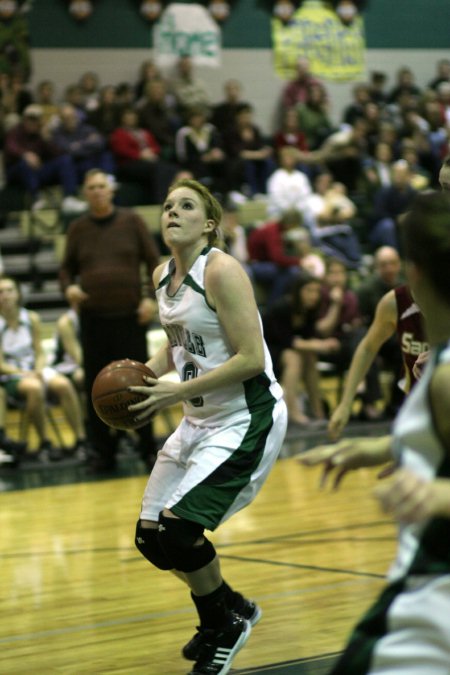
{"left": 158, "top": 272, "right": 171, "bottom": 289}
{"left": 333, "top": 579, "right": 404, "bottom": 674}
{"left": 157, "top": 247, "right": 215, "bottom": 309}
{"left": 184, "top": 274, "right": 206, "bottom": 298}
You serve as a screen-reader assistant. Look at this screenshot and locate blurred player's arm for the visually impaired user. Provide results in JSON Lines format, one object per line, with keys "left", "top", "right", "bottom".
{"left": 57, "top": 312, "right": 82, "bottom": 366}
{"left": 374, "top": 362, "right": 450, "bottom": 523}
{"left": 429, "top": 362, "right": 450, "bottom": 452}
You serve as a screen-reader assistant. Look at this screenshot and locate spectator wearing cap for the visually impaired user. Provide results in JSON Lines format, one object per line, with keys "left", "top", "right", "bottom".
{"left": 3, "top": 104, "right": 86, "bottom": 213}
{"left": 51, "top": 103, "right": 115, "bottom": 185}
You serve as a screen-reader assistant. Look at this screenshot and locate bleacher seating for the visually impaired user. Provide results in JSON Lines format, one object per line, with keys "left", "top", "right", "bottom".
{"left": 0, "top": 185, "right": 29, "bottom": 220}
{"left": 0, "top": 196, "right": 282, "bottom": 331}
{"left": 0, "top": 208, "right": 67, "bottom": 322}
{"left": 236, "top": 199, "right": 268, "bottom": 228}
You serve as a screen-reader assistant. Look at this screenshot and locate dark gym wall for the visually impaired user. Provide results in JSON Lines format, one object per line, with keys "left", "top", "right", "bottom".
{"left": 28, "top": 0, "right": 450, "bottom": 50}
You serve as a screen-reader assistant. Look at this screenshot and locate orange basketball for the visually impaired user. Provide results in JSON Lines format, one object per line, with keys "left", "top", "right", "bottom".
{"left": 91, "top": 359, "right": 156, "bottom": 431}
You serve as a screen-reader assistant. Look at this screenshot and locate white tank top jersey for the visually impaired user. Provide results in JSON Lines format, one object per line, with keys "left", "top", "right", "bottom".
{"left": 156, "top": 247, "right": 284, "bottom": 425}
{"left": 0, "top": 307, "right": 35, "bottom": 371}
{"left": 389, "top": 340, "right": 450, "bottom": 582}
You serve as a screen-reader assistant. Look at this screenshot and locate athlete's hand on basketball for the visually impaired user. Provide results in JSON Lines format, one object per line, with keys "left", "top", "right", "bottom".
{"left": 373, "top": 468, "right": 450, "bottom": 523}
{"left": 128, "top": 378, "right": 183, "bottom": 421}
{"left": 299, "top": 436, "right": 393, "bottom": 489}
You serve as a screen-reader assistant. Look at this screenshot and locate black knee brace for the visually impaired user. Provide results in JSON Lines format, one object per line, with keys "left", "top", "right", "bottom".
{"left": 158, "top": 512, "right": 216, "bottom": 573}
{"left": 135, "top": 520, "right": 173, "bottom": 570}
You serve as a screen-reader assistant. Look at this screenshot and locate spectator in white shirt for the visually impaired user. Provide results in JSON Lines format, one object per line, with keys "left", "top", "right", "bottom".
{"left": 266, "top": 146, "right": 313, "bottom": 221}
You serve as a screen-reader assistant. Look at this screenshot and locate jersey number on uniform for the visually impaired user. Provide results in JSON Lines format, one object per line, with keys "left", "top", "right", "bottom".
{"left": 182, "top": 362, "right": 204, "bottom": 407}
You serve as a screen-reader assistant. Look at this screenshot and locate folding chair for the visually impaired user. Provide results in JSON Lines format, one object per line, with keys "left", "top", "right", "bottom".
{"left": 5, "top": 390, "right": 65, "bottom": 449}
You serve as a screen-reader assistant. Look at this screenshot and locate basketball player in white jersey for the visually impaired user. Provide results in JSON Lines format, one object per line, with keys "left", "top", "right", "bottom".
{"left": 300, "top": 190, "right": 450, "bottom": 674}
{"left": 128, "top": 179, "right": 287, "bottom": 675}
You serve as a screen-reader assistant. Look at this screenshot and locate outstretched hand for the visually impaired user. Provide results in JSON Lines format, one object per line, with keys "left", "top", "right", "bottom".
{"left": 298, "top": 436, "right": 393, "bottom": 490}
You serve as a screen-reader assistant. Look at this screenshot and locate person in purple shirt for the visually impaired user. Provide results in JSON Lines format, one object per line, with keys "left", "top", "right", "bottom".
{"left": 51, "top": 103, "right": 115, "bottom": 185}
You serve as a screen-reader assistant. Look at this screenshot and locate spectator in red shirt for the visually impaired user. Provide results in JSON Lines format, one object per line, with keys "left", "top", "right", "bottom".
{"left": 280, "top": 56, "right": 325, "bottom": 110}
{"left": 247, "top": 208, "right": 306, "bottom": 306}
{"left": 110, "top": 107, "right": 177, "bottom": 203}
{"left": 273, "top": 107, "right": 308, "bottom": 156}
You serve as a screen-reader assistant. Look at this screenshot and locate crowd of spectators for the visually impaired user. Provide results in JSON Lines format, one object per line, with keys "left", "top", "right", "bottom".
{"left": 0, "top": 55, "right": 448, "bottom": 214}
{"left": 0, "top": 54, "right": 449, "bottom": 454}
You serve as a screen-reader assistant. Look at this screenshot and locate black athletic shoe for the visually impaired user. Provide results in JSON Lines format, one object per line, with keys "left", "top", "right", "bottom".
{"left": 37, "top": 440, "right": 63, "bottom": 462}
{"left": 187, "top": 614, "right": 251, "bottom": 675}
{"left": 182, "top": 599, "right": 261, "bottom": 661}
{"left": 0, "top": 448, "right": 20, "bottom": 468}
{"left": 0, "top": 436, "right": 27, "bottom": 455}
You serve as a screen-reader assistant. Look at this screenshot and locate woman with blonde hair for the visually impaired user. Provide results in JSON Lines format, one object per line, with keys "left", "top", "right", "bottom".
{"left": 129, "top": 179, "right": 287, "bottom": 675}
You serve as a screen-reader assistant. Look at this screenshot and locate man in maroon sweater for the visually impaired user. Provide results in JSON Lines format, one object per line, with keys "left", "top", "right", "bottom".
{"left": 59, "top": 169, "right": 160, "bottom": 472}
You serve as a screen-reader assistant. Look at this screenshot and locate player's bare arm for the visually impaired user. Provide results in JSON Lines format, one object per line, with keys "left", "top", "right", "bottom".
{"left": 430, "top": 362, "right": 450, "bottom": 455}
{"left": 373, "top": 363, "right": 450, "bottom": 523}
{"left": 328, "top": 289, "right": 397, "bottom": 440}
{"left": 204, "top": 251, "right": 265, "bottom": 378}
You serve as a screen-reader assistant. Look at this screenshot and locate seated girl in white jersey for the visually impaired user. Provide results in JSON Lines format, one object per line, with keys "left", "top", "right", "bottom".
{"left": 127, "top": 179, "right": 288, "bottom": 675}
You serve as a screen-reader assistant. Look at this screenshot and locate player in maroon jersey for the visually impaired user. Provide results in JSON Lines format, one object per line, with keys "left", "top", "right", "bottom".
{"left": 328, "top": 283, "right": 428, "bottom": 440}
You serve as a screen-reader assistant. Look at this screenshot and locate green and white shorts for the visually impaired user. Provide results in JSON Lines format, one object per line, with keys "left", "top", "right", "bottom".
{"left": 139, "top": 398, "right": 287, "bottom": 531}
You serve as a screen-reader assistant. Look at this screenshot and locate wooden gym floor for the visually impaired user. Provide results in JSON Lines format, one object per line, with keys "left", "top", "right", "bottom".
{"left": 0, "top": 412, "right": 394, "bottom": 675}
